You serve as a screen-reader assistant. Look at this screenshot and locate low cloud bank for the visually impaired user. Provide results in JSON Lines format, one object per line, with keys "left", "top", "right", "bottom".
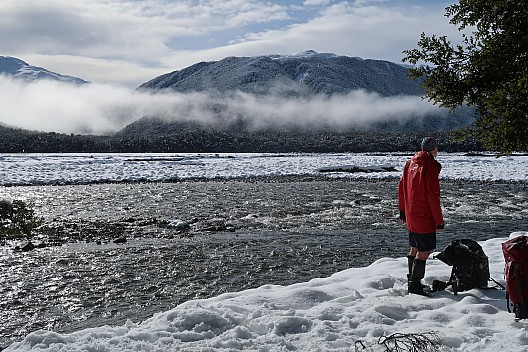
{"left": 0, "top": 77, "right": 446, "bottom": 135}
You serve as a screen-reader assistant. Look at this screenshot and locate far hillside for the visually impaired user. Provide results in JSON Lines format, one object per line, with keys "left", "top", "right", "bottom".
{"left": 0, "top": 123, "right": 482, "bottom": 154}
{"left": 0, "top": 51, "right": 480, "bottom": 153}
{"left": 137, "top": 51, "right": 473, "bottom": 133}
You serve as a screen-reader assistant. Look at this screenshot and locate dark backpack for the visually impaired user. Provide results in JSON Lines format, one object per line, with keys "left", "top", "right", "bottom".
{"left": 433, "top": 239, "right": 491, "bottom": 294}
{"left": 502, "top": 235, "right": 528, "bottom": 320}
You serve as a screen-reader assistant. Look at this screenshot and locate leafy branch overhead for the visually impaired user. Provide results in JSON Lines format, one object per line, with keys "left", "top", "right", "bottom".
{"left": 403, "top": 0, "right": 528, "bottom": 153}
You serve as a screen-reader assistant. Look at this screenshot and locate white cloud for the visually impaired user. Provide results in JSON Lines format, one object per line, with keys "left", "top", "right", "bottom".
{"left": 0, "top": 0, "right": 461, "bottom": 88}
{"left": 211, "top": 91, "right": 444, "bottom": 130}
{"left": 0, "top": 76, "right": 445, "bottom": 135}
{"left": 0, "top": 0, "right": 294, "bottom": 86}
{"left": 0, "top": 1, "right": 169, "bottom": 60}
{"left": 0, "top": 0, "right": 290, "bottom": 58}
{"left": 229, "top": 2, "right": 461, "bottom": 63}
{"left": 22, "top": 54, "right": 169, "bottom": 88}
{"left": 167, "top": 1, "right": 461, "bottom": 76}
{"left": 303, "top": 0, "right": 332, "bottom": 6}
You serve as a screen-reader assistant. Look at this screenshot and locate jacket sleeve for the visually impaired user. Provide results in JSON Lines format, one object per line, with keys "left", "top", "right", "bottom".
{"left": 425, "top": 162, "right": 443, "bottom": 226}
{"left": 398, "top": 161, "right": 408, "bottom": 212}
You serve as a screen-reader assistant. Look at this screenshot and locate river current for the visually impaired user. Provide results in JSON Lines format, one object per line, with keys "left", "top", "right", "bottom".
{"left": 1, "top": 177, "right": 527, "bottom": 348}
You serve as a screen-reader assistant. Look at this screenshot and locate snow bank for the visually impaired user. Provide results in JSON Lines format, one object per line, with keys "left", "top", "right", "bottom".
{"left": 7, "top": 233, "right": 528, "bottom": 351}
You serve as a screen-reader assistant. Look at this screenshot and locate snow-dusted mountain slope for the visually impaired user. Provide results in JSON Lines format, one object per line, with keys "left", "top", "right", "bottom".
{"left": 0, "top": 56, "right": 89, "bottom": 84}
{"left": 138, "top": 50, "right": 423, "bottom": 97}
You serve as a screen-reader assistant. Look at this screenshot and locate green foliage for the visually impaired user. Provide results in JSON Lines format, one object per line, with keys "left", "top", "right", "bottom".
{"left": 403, "top": 0, "right": 528, "bottom": 153}
{"left": 0, "top": 199, "right": 43, "bottom": 238}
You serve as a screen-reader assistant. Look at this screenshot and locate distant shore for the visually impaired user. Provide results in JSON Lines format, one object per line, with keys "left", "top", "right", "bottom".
{"left": 0, "top": 125, "right": 482, "bottom": 153}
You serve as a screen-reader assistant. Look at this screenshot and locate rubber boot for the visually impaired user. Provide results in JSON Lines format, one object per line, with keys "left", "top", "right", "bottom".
{"left": 407, "top": 256, "right": 427, "bottom": 289}
{"left": 409, "top": 259, "right": 428, "bottom": 296}
{"left": 407, "top": 255, "right": 415, "bottom": 280}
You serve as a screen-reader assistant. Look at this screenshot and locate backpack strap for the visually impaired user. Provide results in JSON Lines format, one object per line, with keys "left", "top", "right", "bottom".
{"left": 449, "top": 265, "right": 459, "bottom": 296}
{"left": 488, "top": 277, "right": 505, "bottom": 290}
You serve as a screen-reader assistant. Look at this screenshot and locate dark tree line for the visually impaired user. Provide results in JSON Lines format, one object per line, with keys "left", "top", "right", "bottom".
{"left": 0, "top": 125, "right": 482, "bottom": 153}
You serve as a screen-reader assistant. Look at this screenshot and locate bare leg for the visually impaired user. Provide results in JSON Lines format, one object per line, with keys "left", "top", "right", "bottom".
{"left": 415, "top": 250, "right": 431, "bottom": 261}
{"left": 407, "top": 247, "right": 418, "bottom": 278}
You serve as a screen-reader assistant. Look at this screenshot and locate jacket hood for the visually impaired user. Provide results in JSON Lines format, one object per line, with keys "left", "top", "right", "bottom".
{"left": 412, "top": 150, "right": 438, "bottom": 166}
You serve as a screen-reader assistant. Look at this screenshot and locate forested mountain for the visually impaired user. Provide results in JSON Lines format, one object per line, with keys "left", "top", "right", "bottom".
{"left": 0, "top": 52, "right": 479, "bottom": 153}
{"left": 139, "top": 50, "right": 422, "bottom": 97}
{"left": 136, "top": 51, "right": 472, "bottom": 134}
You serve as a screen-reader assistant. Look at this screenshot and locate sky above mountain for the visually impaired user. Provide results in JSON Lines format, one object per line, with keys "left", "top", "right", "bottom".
{"left": 0, "top": 0, "right": 461, "bottom": 88}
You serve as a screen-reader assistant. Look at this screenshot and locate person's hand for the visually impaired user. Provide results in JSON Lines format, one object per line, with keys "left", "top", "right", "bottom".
{"left": 436, "top": 223, "right": 445, "bottom": 232}
{"left": 399, "top": 211, "right": 406, "bottom": 223}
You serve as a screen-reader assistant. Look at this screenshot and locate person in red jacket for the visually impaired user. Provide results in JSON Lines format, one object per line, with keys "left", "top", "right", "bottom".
{"left": 398, "top": 137, "right": 444, "bottom": 295}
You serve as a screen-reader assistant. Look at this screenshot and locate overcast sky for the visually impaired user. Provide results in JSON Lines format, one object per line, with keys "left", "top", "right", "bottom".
{"left": 1, "top": 0, "right": 460, "bottom": 88}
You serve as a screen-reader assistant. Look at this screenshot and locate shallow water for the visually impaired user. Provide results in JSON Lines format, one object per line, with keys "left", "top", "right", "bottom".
{"left": 1, "top": 178, "right": 527, "bottom": 348}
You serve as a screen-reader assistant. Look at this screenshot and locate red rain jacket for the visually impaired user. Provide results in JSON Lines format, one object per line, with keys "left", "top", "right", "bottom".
{"left": 398, "top": 151, "right": 443, "bottom": 234}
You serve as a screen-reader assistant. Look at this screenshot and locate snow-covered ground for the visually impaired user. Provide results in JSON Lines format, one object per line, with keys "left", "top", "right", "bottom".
{"left": 6, "top": 233, "right": 527, "bottom": 351}
{"left": 4, "top": 152, "right": 528, "bottom": 351}
{"left": 0, "top": 152, "right": 527, "bottom": 185}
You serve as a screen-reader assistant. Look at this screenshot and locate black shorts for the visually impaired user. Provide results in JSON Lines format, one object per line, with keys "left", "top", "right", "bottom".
{"left": 408, "top": 232, "right": 436, "bottom": 252}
